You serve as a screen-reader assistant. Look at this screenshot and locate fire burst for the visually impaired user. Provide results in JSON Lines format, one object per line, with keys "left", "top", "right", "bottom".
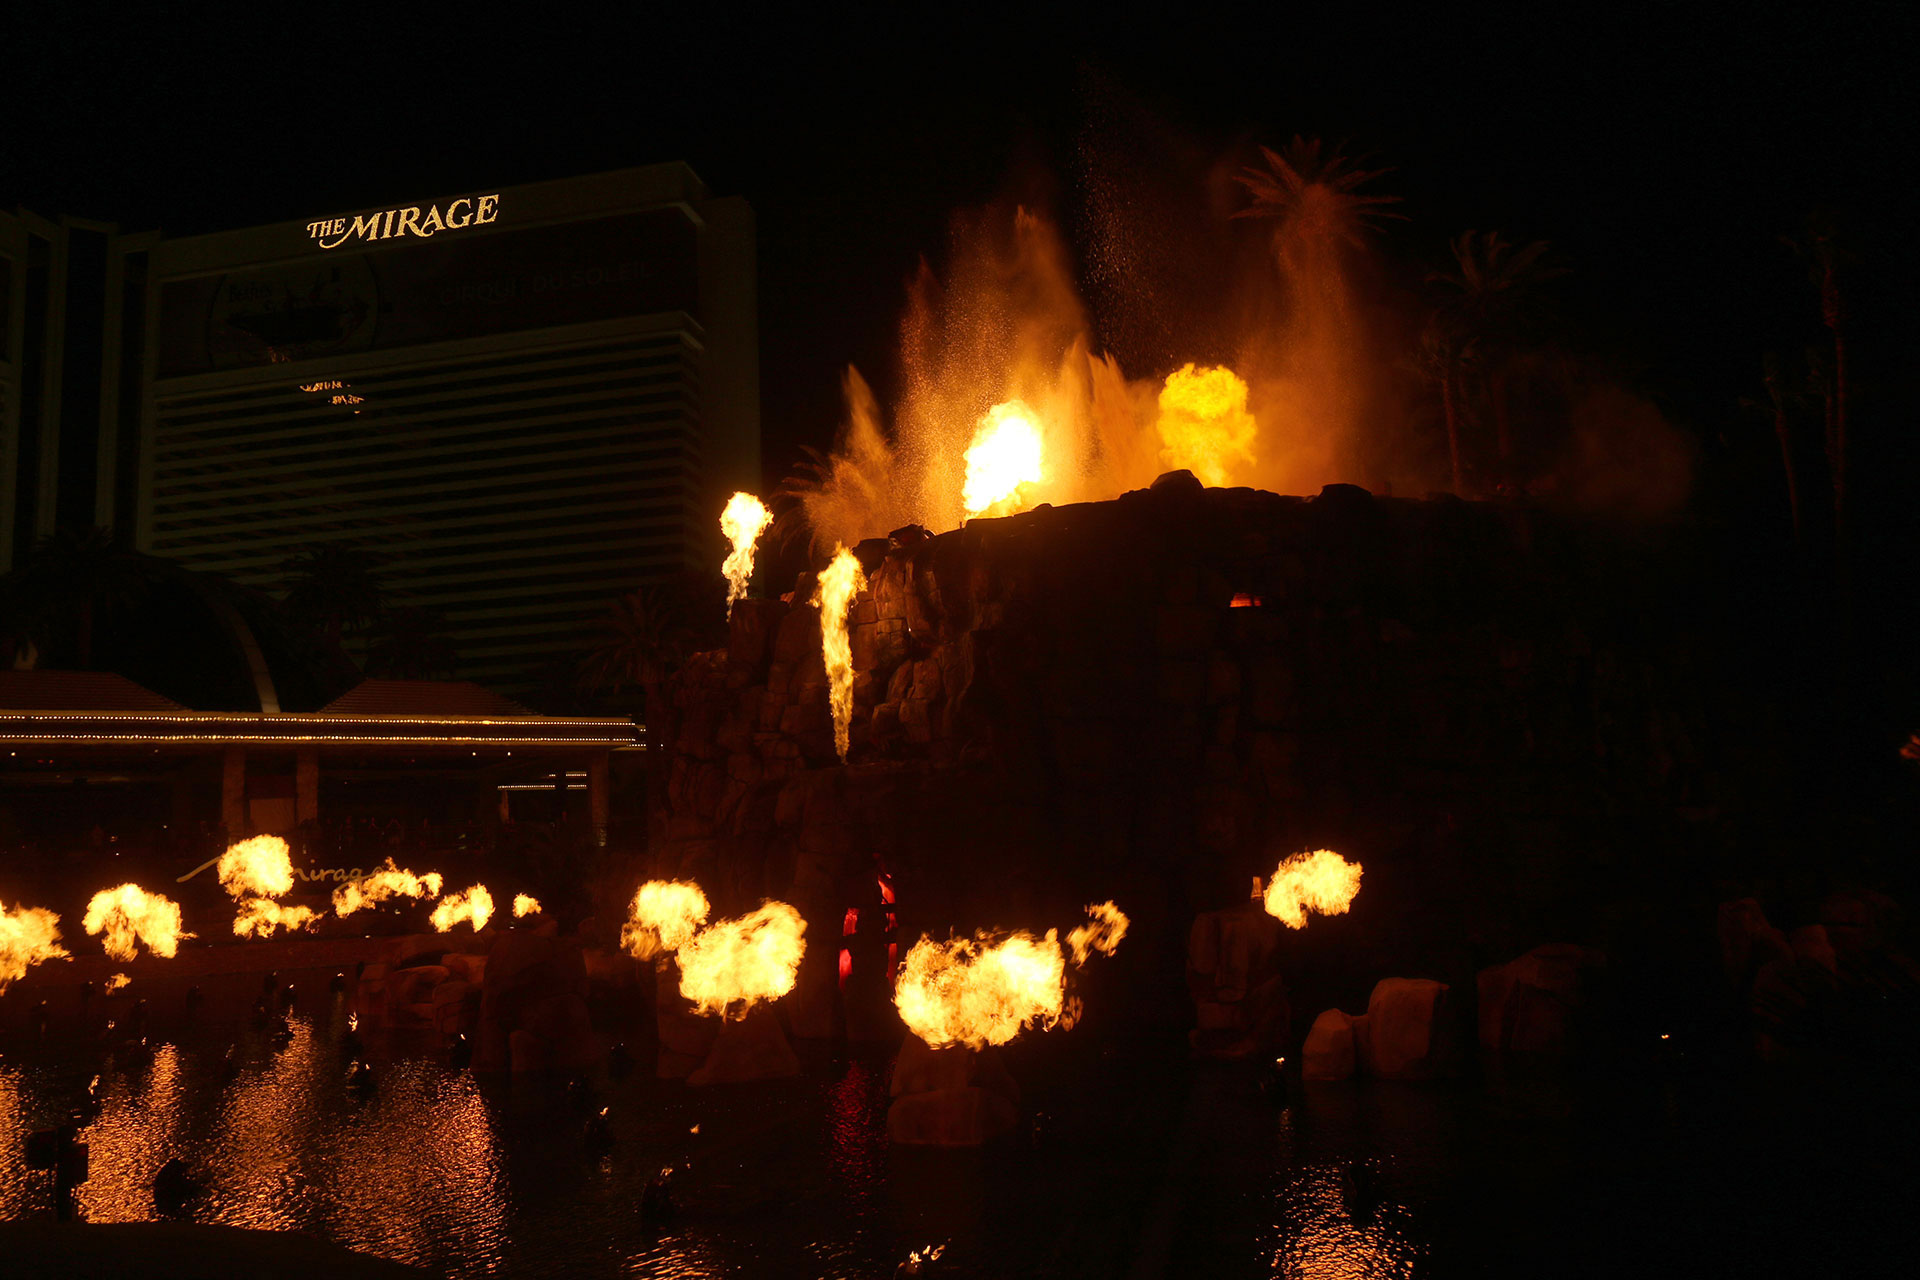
{"left": 430, "top": 884, "right": 495, "bottom": 933}
{"left": 234, "top": 898, "right": 320, "bottom": 939}
{"left": 1155, "top": 364, "right": 1258, "bottom": 487}
{"left": 218, "top": 834, "right": 298, "bottom": 897}
{"left": 0, "top": 900, "right": 70, "bottom": 990}
{"left": 84, "top": 884, "right": 191, "bottom": 961}
{"left": 720, "top": 491, "right": 774, "bottom": 609}
{"left": 1262, "top": 849, "right": 1364, "bottom": 928}
{"left": 332, "top": 860, "right": 444, "bottom": 917}
{"left": 674, "top": 901, "right": 807, "bottom": 1019}
{"left": 813, "top": 545, "right": 867, "bottom": 761}
{"left": 894, "top": 901, "right": 1129, "bottom": 1050}
{"left": 513, "top": 893, "right": 542, "bottom": 918}
{"left": 218, "top": 834, "right": 321, "bottom": 937}
{"left": 961, "top": 400, "right": 1044, "bottom": 518}
{"left": 619, "top": 880, "right": 711, "bottom": 959}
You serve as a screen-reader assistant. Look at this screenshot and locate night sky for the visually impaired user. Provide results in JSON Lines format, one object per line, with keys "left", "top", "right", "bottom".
{"left": 4, "top": 5, "right": 1913, "bottom": 499}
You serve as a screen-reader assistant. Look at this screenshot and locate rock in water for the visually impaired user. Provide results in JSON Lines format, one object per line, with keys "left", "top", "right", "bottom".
{"left": 152, "top": 1158, "right": 201, "bottom": 1213}
{"left": 1364, "top": 978, "right": 1455, "bottom": 1080}
{"left": 1302, "top": 1009, "right": 1358, "bottom": 1081}
{"left": 640, "top": 1167, "right": 676, "bottom": 1224}
{"left": 887, "top": 1087, "right": 1019, "bottom": 1147}
{"left": 687, "top": 1006, "right": 800, "bottom": 1086}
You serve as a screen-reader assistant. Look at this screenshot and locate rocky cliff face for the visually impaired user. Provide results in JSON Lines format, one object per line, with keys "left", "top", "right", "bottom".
{"left": 658, "top": 475, "right": 1727, "bottom": 1037}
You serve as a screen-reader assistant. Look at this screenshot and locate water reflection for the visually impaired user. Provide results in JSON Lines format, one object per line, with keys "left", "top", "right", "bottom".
{"left": 76, "top": 1043, "right": 188, "bottom": 1221}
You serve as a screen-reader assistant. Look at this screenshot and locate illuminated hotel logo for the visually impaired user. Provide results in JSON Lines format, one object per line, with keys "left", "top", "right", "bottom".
{"left": 305, "top": 193, "right": 499, "bottom": 249}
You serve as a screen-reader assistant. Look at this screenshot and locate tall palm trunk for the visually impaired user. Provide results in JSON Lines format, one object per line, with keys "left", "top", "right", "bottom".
{"left": 1762, "top": 356, "right": 1803, "bottom": 544}
{"left": 1489, "top": 366, "right": 1512, "bottom": 494}
{"left": 1820, "top": 262, "right": 1847, "bottom": 547}
{"left": 1441, "top": 368, "right": 1464, "bottom": 496}
{"left": 641, "top": 676, "right": 671, "bottom": 850}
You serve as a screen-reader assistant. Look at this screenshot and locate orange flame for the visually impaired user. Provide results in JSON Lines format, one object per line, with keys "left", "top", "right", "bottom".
{"left": 84, "top": 884, "right": 191, "bottom": 961}
{"left": 720, "top": 491, "right": 774, "bottom": 609}
{"left": 962, "top": 400, "right": 1046, "bottom": 518}
{"left": 1155, "top": 364, "right": 1258, "bottom": 487}
{"left": 812, "top": 545, "right": 866, "bottom": 761}
{"left": 619, "top": 880, "right": 711, "bottom": 959}
{"left": 104, "top": 972, "right": 130, "bottom": 993}
{"left": 513, "top": 893, "right": 541, "bottom": 918}
{"left": 1066, "top": 900, "right": 1130, "bottom": 966}
{"left": 430, "top": 884, "right": 495, "bottom": 933}
{"left": 216, "top": 834, "right": 297, "bottom": 899}
{"left": 0, "top": 900, "right": 70, "bottom": 990}
{"left": 233, "top": 897, "right": 320, "bottom": 939}
{"left": 332, "top": 860, "right": 444, "bottom": 917}
{"left": 894, "top": 900, "right": 1128, "bottom": 1049}
{"left": 673, "top": 900, "right": 807, "bottom": 1019}
{"left": 893, "top": 930, "right": 1070, "bottom": 1050}
{"left": 1261, "top": 849, "right": 1364, "bottom": 928}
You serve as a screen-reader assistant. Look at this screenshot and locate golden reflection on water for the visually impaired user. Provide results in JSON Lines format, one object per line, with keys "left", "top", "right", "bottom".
{"left": 77, "top": 1043, "right": 188, "bottom": 1221}
{"left": 0, "top": 1064, "right": 30, "bottom": 1216}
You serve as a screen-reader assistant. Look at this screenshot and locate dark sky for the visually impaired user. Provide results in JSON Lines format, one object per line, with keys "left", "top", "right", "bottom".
{"left": 4, "top": 4, "right": 1913, "bottom": 492}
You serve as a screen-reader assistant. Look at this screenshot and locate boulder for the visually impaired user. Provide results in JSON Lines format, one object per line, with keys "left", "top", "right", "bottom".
{"left": 1718, "top": 898, "right": 1791, "bottom": 985}
{"left": 887, "top": 1087, "right": 1019, "bottom": 1147}
{"left": 1364, "top": 978, "right": 1455, "bottom": 1080}
{"left": 891, "top": 1036, "right": 1019, "bottom": 1105}
{"left": 1476, "top": 944, "right": 1605, "bottom": 1056}
{"left": 474, "top": 931, "right": 591, "bottom": 1072}
{"left": 1187, "top": 902, "right": 1287, "bottom": 1059}
{"left": 1302, "top": 1009, "right": 1357, "bottom": 1081}
{"left": 687, "top": 1006, "right": 801, "bottom": 1085}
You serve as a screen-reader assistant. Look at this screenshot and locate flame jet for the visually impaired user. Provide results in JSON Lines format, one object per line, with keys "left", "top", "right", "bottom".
{"left": 894, "top": 901, "right": 1129, "bottom": 1050}
{"left": 217, "top": 834, "right": 321, "bottom": 937}
{"left": 84, "top": 884, "right": 191, "bottom": 961}
{"left": 962, "top": 401, "right": 1045, "bottom": 518}
{"left": 332, "top": 860, "right": 444, "bottom": 917}
{"left": 1262, "top": 849, "right": 1363, "bottom": 928}
{"left": 675, "top": 901, "right": 807, "bottom": 1019}
{"left": 619, "top": 880, "right": 711, "bottom": 959}
{"left": 720, "top": 491, "right": 773, "bottom": 609}
{"left": 619, "top": 879, "right": 808, "bottom": 1019}
{"left": 430, "top": 884, "right": 494, "bottom": 933}
{"left": 813, "top": 546, "right": 866, "bottom": 761}
{"left": 1155, "top": 364, "right": 1258, "bottom": 487}
{"left": 0, "top": 900, "right": 70, "bottom": 990}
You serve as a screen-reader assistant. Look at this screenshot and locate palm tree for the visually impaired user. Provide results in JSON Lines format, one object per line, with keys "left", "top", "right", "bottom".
{"left": 1428, "top": 231, "right": 1565, "bottom": 494}
{"left": 1784, "top": 215, "right": 1851, "bottom": 548}
{"left": 579, "top": 583, "right": 702, "bottom": 843}
{"left": 1232, "top": 137, "right": 1405, "bottom": 260}
{"left": 364, "top": 606, "right": 458, "bottom": 680}
{"left": 1760, "top": 353, "right": 1806, "bottom": 544}
{"left": 4, "top": 527, "right": 161, "bottom": 668}
{"left": 280, "top": 544, "right": 387, "bottom": 650}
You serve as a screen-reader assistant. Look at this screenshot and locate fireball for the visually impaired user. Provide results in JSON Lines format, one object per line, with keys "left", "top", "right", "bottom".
{"left": 1262, "top": 849, "right": 1364, "bottom": 928}
{"left": 674, "top": 900, "right": 807, "bottom": 1019}
{"left": 84, "top": 884, "right": 191, "bottom": 961}
{"left": 720, "top": 491, "right": 774, "bottom": 609}
{"left": 619, "top": 879, "right": 711, "bottom": 959}
{"left": 961, "top": 400, "right": 1044, "bottom": 518}
{"left": 513, "top": 893, "right": 542, "bottom": 918}
{"left": 0, "top": 900, "right": 70, "bottom": 990}
{"left": 233, "top": 897, "right": 320, "bottom": 939}
{"left": 894, "top": 930, "right": 1069, "bottom": 1050}
{"left": 430, "top": 884, "right": 495, "bottom": 933}
{"left": 812, "top": 545, "right": 867, "bottom": 761}
{"left": 332, "top": 860, "right": 445, "bottom": 917}
{"left": 1066, "top": 900, "right": 1130, "bottom": 966}
{"left": 1155, "top": 363, "right": 1257, "bottom": 488}
{"left": 217, "top": 834, "right": 298, "bottom": 899}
